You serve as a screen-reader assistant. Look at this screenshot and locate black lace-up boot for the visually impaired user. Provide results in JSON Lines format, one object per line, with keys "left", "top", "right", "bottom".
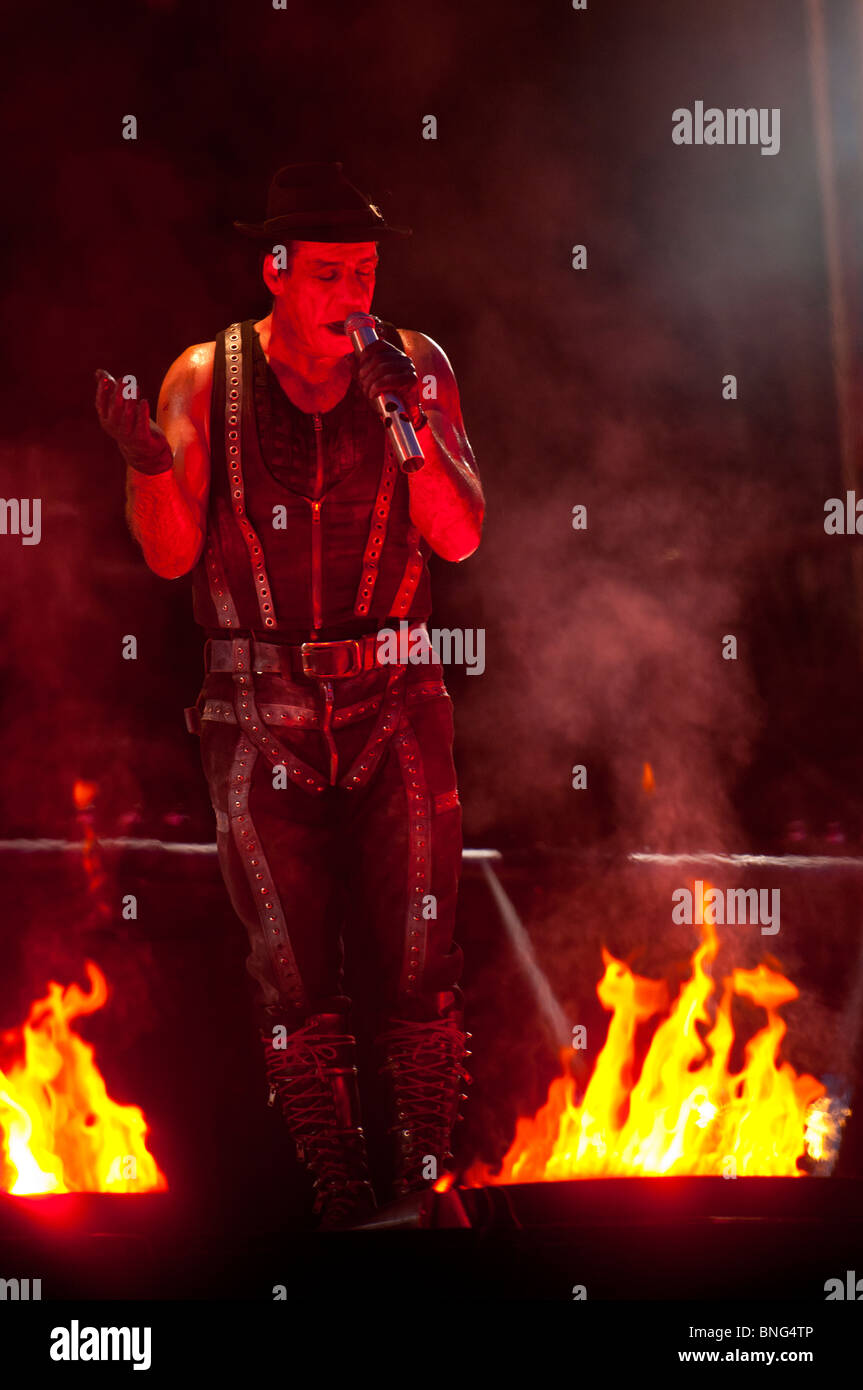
{"left": 262, "top": 1012, "right": 377, "bottom": 1230}
{"left": 375, "top": 994, "right": 472, "bottom": 1200}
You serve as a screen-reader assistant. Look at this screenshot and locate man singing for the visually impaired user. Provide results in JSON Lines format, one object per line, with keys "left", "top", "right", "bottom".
{"left": 95, "top": 162, "right": 484, "bottom": 1229}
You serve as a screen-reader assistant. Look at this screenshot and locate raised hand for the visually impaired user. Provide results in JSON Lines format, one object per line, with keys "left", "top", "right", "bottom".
{"left": 95, "top": 369, "right": 173, "bottom": 474}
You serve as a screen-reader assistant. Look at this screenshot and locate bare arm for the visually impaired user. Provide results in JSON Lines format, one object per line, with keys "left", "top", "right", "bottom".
{"left": 383, "top": 330, "right": 484, "bottom": 562}
{"left": 95, "top": 344, "right": 214, "bottom": 579}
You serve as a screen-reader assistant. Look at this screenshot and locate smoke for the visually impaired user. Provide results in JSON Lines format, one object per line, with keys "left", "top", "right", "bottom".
{"left": 0, "top": 0, "right": 858, "bottom": 1174}
{"left": 422, "top": 116, "right": 787, "bottom": 855}
{"left": 0, "top": 0, "right": 824, "bottom": 864}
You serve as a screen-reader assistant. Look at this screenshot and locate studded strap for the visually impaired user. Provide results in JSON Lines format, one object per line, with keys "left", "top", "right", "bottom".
{"left": 389, "top": 524, "right": 425, "bottom": 620}
{"left": 201, "top": 692, "right": 385, "bottom": 729}
{"left": 354, "top": 448, "right": 398, "bottom": 618}
{"left": 393, "top": 723, "right": 432, "bottom": 996}
{"left": 338, "top": 667, "right": 406, "bottom": 790}
{"left": 228, "top": 639, "right": 327, "bottom": 794}
{"left": 226, "top": 735, "right": 307, "bottom": 1010}
{"left": 203, "top": 502, "right": 240, "bottom": 629}
{"left": 225, "top": 322, "right": 278, "bottom": 631}
{"left": 405, "top": 679, "right": 447, "bottom": 704}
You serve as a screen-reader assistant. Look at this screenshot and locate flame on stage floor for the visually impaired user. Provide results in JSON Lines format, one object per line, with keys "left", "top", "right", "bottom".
{"left": 0, "top": 963, "right": 167, "bottom": 1195}
{"left": 465, "top": 891, "right": 846, "bottom": 1184}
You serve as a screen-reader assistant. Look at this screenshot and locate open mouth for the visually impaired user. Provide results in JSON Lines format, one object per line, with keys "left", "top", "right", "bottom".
{"left": 324, "top": 321, "right": 345, "bottom": 335}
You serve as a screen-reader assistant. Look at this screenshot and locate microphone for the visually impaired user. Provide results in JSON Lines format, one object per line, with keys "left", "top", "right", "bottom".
{"left": 344, "top": 312, "right": 425, "bottom": 472}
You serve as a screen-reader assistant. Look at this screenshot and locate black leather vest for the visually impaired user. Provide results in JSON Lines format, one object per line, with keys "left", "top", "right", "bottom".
{"left": 191, "top": 317, "right": 432, "bottom": 641}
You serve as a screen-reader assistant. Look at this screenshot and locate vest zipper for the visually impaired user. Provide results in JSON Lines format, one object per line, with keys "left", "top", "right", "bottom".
{"left": 310, "top": 413, "right": 324, "bottom": 632}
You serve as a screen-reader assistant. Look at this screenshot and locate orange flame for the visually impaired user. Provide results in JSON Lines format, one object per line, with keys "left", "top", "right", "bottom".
{"left": 72, "top": 779, "right": 111, "bottom": 922}
{"left": 465, "top": 895, "right": 828, "bottom": 1184}
{"left": 72, "top": 780, "right": 98, "bottom": 812}
{"left": 642, "top": 762, "right": 655, "bottom": 795}
{"left": 0, "top": 963, "right": 168, "bottom": 1195}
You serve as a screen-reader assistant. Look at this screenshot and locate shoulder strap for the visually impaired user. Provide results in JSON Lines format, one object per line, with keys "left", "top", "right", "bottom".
{"left": 209, "top": 324, "right": 228, "bottom": 482}
{"left": 225, "top": 321, "right": 278, "bottom": 631}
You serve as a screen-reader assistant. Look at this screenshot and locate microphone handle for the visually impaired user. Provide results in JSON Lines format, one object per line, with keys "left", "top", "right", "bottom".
{"left": 345, "top": 313, "right": 425, "bottom": 473}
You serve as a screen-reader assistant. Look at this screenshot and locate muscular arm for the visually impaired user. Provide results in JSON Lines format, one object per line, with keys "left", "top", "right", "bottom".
{"left": 397, "top": 330, "right": 484, "bottom": 563}
{"left": 123, "top": 344, "right": 213, "bottom": 579}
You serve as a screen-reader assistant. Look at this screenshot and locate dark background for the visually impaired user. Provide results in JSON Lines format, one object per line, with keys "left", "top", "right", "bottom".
{"left": 2, "top": 0, "right": 862, "bottom": 851}
{"left": 2, "top": 0, "right": 863, "bottom": 1194}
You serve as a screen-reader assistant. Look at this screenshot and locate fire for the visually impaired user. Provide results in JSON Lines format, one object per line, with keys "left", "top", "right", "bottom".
{"left": 433, "top": 1171, "right": 456, "bottom": 1194}
{"left": 72, "top": 780, "right": 98, "bottom": 811}
{"left": 0, "top": 962, "right": 168, "bottom": 1195}
{"left": 465, "top": 895, "right": 831, "bottom": 1185}
{"left": 72, "top": 778, "right": 111, "bottom": 924}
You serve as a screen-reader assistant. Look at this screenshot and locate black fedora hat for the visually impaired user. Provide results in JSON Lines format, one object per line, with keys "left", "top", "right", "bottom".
{"left": 233, "top": 161, "right": 412, "bottom": 242}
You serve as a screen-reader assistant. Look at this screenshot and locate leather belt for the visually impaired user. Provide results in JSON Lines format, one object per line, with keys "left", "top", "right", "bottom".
{"left": 205, "top": 625, "right": 427, "bottom": 680}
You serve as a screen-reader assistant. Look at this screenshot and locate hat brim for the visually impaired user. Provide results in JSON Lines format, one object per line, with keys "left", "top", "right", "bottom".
{"left": 233, "top": 218, "right": 412, "bottom": 241}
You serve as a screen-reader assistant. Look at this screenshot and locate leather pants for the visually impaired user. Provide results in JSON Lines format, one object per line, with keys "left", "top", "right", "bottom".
{"left": 192, "top": 649, "right": 465, "bottom": 1034}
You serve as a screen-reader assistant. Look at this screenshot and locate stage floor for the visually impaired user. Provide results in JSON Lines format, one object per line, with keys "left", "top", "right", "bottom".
{"left": 2, "top": 843, "right": 862, "bottom": 1303}
{"left": 2, "top": 1179, "right": 862, "bottom": 1300}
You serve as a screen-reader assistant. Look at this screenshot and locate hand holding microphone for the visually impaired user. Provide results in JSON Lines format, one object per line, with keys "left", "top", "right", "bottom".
{"left": 346, "top": 313, "right": 426, "bottom": 472}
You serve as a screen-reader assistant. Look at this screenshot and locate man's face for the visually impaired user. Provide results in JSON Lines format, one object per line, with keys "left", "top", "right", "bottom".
{"left": 267, "top": 240, "right": 379, "bottom": 359}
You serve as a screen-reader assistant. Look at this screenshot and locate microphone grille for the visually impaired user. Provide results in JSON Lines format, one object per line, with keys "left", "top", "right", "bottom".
{"left": 344, "top": 311, "right": 376, "bottom": 336}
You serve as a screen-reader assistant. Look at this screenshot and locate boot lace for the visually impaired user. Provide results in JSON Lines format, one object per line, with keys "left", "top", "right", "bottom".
{"left": 263, "top": 1027, "right": 353, "bottom": 1140}
{"left": 378, "top": 1018, "right": 473, "bottom": 1186}
{"left": 262, "top": 1022, "right": 374, "bottom": 1218}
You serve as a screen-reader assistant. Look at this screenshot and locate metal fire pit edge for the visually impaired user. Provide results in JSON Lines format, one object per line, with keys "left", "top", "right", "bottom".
{"left": 356, "top": 1176, "right": 863, "bottom": 1232}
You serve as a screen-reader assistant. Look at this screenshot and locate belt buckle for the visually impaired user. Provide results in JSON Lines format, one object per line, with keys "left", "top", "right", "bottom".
{"left": 300, "top": 639, "right": 362, "bottom": 679}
